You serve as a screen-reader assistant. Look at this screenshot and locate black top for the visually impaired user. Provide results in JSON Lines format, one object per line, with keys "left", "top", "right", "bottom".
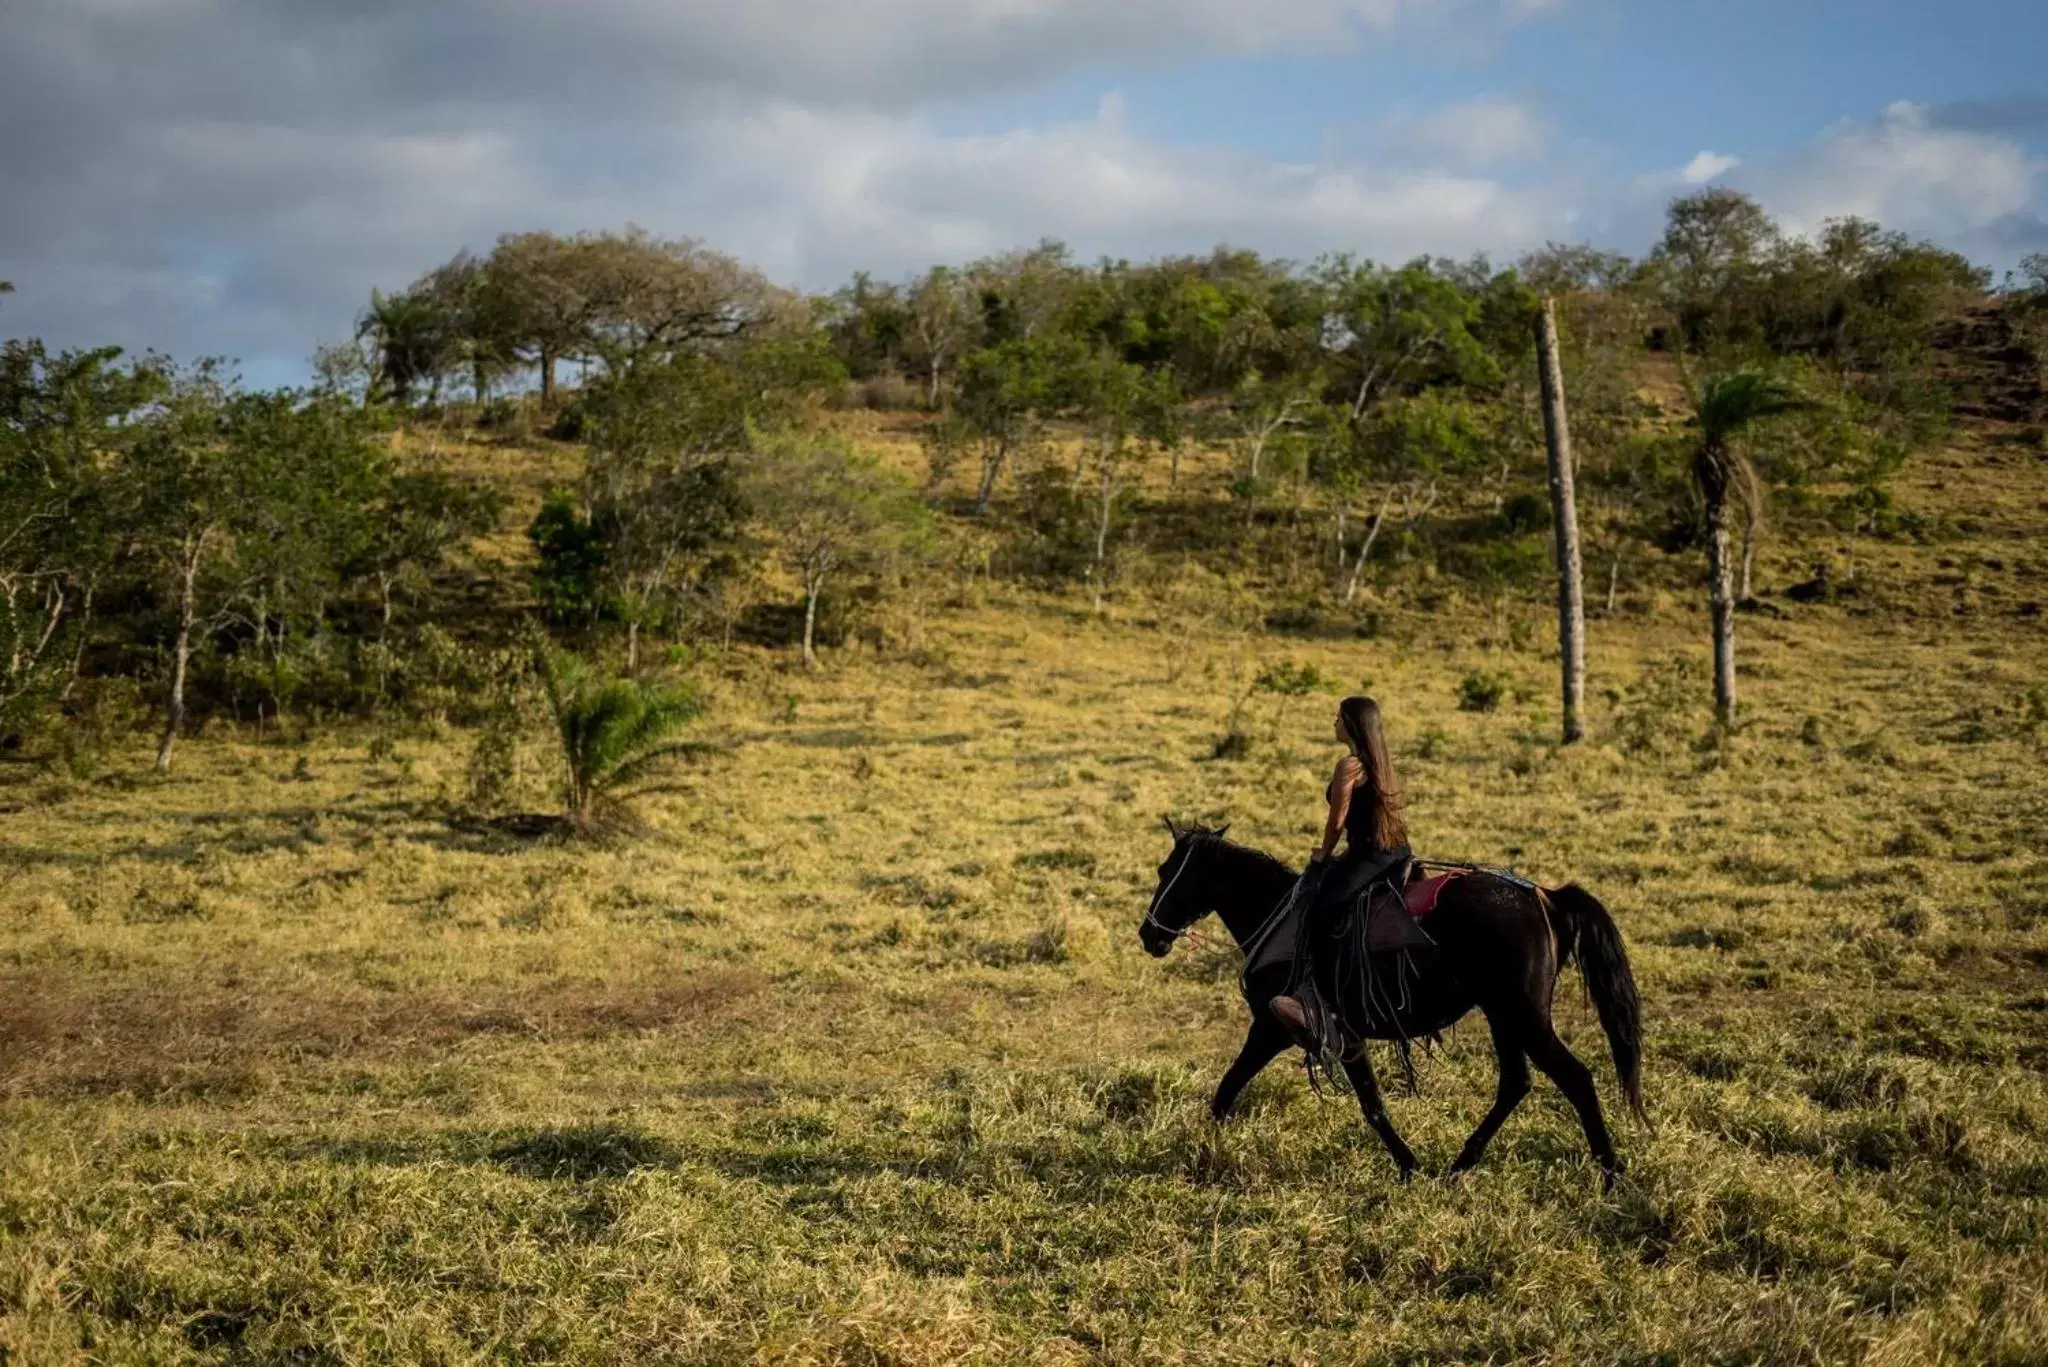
{"left": 1327, "top": 772, "right": 1382, "bottom": 858}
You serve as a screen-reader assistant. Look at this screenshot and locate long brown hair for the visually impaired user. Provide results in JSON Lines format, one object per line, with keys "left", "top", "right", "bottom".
{"left": 1338, "top": 695, "right": 1408, "bottom": 849}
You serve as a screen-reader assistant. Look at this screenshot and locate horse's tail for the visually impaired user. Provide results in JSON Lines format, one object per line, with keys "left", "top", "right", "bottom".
{"left": 1546, "top": 883, "right": 1649, "bottom": 1128}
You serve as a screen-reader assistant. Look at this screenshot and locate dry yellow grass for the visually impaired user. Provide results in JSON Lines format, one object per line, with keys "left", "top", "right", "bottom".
{"left": 1, "top": 422, "right": 2045, "bottom": 1362}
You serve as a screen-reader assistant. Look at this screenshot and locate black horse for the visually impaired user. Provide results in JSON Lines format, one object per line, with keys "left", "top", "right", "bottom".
{"left": 1137, "top": 820, "right": 1647, "bottom": 1184}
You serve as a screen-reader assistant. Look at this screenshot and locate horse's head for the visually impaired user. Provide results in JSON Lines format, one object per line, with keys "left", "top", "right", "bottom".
{"left": 1138, "top": 815, "right": 1229, "bottom": 958}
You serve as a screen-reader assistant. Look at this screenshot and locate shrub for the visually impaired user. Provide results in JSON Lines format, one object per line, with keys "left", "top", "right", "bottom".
{"left": 1457, "top": 669, "right": 1512, "bottom": 713}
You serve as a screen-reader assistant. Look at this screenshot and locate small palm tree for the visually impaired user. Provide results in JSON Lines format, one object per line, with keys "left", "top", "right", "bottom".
{"left": 534, "top": 645, "right": 707, "bottom": 834}
{"left": 1693, "top": 371, "right": 1808, "bottom": 727}
{"left": 357, "top": 288, "right": 453, "bottom": 407}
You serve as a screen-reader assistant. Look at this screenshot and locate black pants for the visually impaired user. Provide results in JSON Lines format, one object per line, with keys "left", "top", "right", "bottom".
{"left": 1285, "top": 844, "right": 1411, "bottom": 1051}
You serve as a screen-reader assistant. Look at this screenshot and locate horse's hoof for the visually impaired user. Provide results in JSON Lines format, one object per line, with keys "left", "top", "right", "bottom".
{"left": 1395, "top": 1165, "right": 1416, "bottom": 1185}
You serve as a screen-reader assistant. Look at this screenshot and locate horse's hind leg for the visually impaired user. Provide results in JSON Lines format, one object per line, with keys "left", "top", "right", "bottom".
{"left": 1340, "top": 1049, "right": 1418, "bottom": 1180}
{"left": 1524, "top": 1021, "right": 1622, "bottom": 1186}
{"left": 1448, "top": 1013, "right": 1531, "bottom": 1176}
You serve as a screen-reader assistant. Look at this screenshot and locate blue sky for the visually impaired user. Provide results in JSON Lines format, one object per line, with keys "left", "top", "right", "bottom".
{"left": 3, "top": 0, "right": 2044, "bottom": 385}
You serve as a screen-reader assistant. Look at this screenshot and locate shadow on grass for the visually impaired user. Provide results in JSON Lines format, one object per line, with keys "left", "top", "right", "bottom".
{"left": 491, "top": 1124, "right": 681, "bottom": 1179}
{"left": 297, "top": 1123, "right": 682, "bottom": 1180}
{"left": 1, "top": 797, "right": 560, "bottom": 865}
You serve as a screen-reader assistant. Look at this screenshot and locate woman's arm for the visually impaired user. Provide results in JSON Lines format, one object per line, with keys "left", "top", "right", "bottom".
{"left": 1314, "top": 756, "right": 1364, "bottom": 862}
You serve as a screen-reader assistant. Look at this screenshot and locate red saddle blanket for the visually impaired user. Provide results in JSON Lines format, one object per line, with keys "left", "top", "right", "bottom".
{"left": 1403, "top": 870, "right": 1463, "bottom": 920}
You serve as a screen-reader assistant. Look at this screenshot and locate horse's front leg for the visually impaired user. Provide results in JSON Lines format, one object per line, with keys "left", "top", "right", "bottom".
{"left": 1341, "top": 1047, "right": 1419, "bottom": 1180}
{"left": 1210, "top": 1017, "right": 1291, "bottom": 1122}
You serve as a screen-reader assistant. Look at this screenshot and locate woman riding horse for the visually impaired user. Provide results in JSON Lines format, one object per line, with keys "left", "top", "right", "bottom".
{"left": 1268, "top": 695, "right": 1420, "bottom": 1060}
{"left": 1138, "top": 698, "right": 1649, "bottom": 1183}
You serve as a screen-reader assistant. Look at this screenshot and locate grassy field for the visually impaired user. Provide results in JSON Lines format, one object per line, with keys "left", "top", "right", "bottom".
{"left": 3, "top": 425, "right": 2047, "bottom": 1363}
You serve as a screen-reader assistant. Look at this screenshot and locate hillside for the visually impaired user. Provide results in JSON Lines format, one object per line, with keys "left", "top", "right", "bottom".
{"left": 3, "top": 363, "right": 2045, "bottom": 1362}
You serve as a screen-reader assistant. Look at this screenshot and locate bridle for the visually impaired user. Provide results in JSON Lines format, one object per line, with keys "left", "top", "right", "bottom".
{"left": 1142, "top": 834, "right": 1213, "bottom": 949}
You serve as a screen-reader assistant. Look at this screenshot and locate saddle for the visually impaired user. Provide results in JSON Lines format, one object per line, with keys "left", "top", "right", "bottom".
{"left": 1366, "top": 867, "right": 1462, "bottom": 952}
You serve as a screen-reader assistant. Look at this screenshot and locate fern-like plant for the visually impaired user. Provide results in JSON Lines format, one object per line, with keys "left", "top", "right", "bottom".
{"left": 534, "top": 645, "right": 707, "bottom": 834}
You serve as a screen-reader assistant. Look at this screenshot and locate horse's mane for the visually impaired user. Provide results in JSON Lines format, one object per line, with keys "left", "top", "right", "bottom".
{"left": 1176, "top": 825, "right": 1296, "bottom": 886}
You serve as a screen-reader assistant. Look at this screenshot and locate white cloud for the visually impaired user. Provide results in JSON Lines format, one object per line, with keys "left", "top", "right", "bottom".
{"left": 1681, "top": 150, "right": 1740, "bottom": 184}
{"left": 668, "top": 99, "right": 1574, "bottom": 286}
{"left": 1390, "top": 97, "right": 1554, "bottom": 170}
{"left": 0, "top": 0, "right": 1576, "bottom": 375}
{"left": 4, "top": 0, "right": 2045, "bottom": 381}
{"left": 1744, "top": 101, "right": 2041, "bottom": 240}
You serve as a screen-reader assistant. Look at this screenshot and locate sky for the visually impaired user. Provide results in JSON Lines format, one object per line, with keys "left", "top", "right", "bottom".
{"left": 2, "top": 0, "right": 2045, "bottom": 386}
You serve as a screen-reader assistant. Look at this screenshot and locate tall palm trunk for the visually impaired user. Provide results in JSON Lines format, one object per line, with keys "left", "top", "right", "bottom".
{"left": 1699, "top": 448, "right": 1738, "bottom": 727}
{"left": 1536, "top": 297, "right": 1586, "bottom": 743}
{"left": 1739, "top": 499, "right": 1760, "bottom": 602}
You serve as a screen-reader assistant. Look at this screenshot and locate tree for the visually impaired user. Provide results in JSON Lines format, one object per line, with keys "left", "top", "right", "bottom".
{"left": 127, "top": 364, "right": 244, "bottom": 770}
{"left": 572, "top": 339, "right": 837, "bottom": 666}
{"left": 488, "top": 231, "right": 599, "bottom": 408}
{"left": 220, "top": 392, "right": 395, "bottom": 722}
{"left": 534, "top": 642, "right": 707, "bottom": 834}
{"left": 1224, "top": 369, "right": 1324, "bottom": 487}
{"left": 0, "top": 340, "right": 167, "bottom": 734}
{"left": 126, "top": 372, "right": 397, "bottom": 768}
{"left": 357, "top": 287, "right": 457, "bottom": 406}
{"left": 1064, "top": 349, "right": 1181, "bottom": 610}
{"left": 1647, "top": 189, "right": 1782, "bottom": 354}
{"left": 904, "top": 266, "right": 979, "bottom": 408}
{"left": 968, "top": 240, "right": 1078, "bottom": 344}
{"left": 956, "top": 338, "right": 1067, "bottom": 513}
{"left": 356, "top": 471, "right": 504, "bottom": 640}
{"left": 578, "top": 355, "right": 750, "bottom": 667}
{"left": 415, "top": 252, "right": 519, "bottom": 405}
{"left": 1314, "top": 257, "right": 1499, "bottom": 429}
{"left": 742, "top": 430, "right": 929, "bottom": 668}
{"left": 824, "top": 271, "right": 909, "bottom": 381}
{"left": 1691, "top": 372, "right": 1808, "bottom": 728}
{"left": 579, "top": 228, "right": 790, "bottom": 377}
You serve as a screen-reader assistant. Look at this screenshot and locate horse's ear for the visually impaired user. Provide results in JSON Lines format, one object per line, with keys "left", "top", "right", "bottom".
{"left": 1162, "top": 814, "right": 1180, "bottom": 838}
{"left": 1216, "top": 822, "right": 1231, "bottom": 839}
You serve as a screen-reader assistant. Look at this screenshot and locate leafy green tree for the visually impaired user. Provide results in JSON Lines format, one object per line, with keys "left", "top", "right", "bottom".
{"left": 956, "top": 338, "right": 1070, "bottom": 513}
{"left": 1062, "top": 349, "right": 1182, "bottom": 609}
{"left": 529, "top": 490, "right": 610, "bottom": 625}
{"left": 741, "top": 430, "right": 930, "bottom": 667}
{"left": 357, "top": 472, "right": 504, "bottom": 639}
{"left": 568, "top": 339, "right": 838, "bottom": 666}
{"left": 1645, "top": 189, "right": 1782, "bottom": 355}
{"left": 823, "top": 271, "right": 909, "bottom": 382}
{"left": 577, "top": 355, "right": 752, "bottom": 666}
{"left": 1313, "top": 257, "right": 1499, "bottom": 426}
{"left": 124, "top": 363, "right": 247, "bottom": 770}
{"left": 0, "top": 340, "right": 167, "bottom": 733}
{"left": 967, "top": 240, "right": 1079, "bottom": 345}
{"left": 126, "top": 372, "right": 396, "bottom": 767}
{"left": 534, "top": 642, "right": 706, "bottom": 834}
{"left": 1691, "top": 371, "right": 1809, "bottom": 726}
